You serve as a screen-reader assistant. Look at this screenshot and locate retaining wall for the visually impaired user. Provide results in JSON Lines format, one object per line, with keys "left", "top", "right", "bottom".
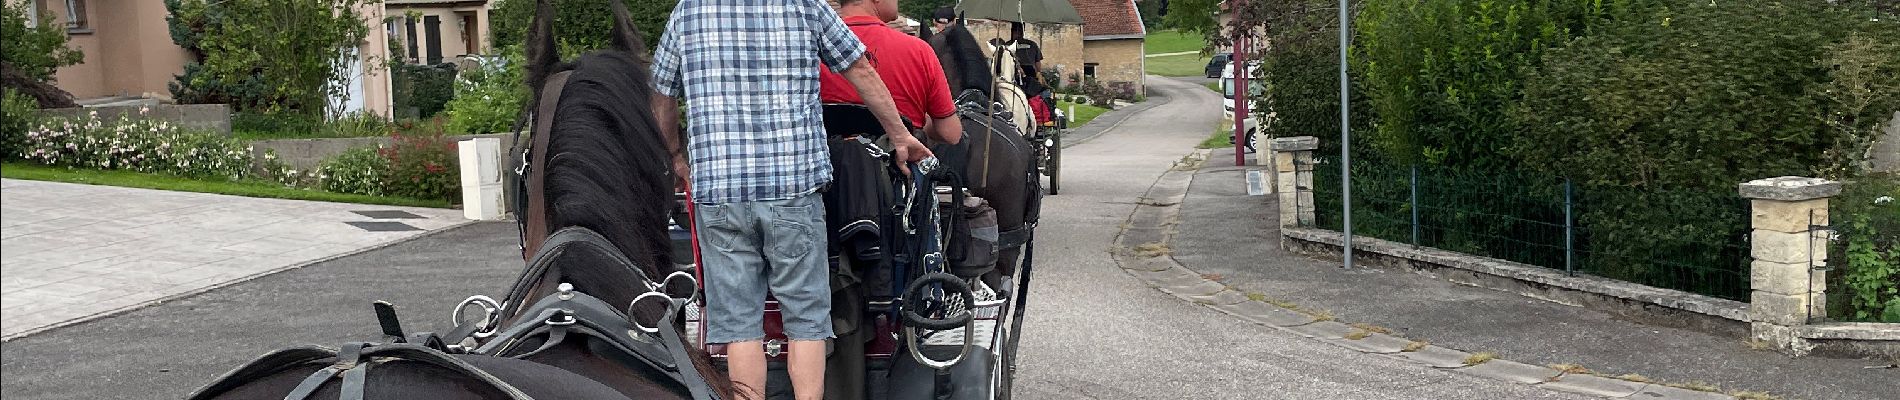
{"left": 249, "top": 133, "right": 515, "bottom": 172}
{"left": 41, "top": 104, "right": 232, "bottom": 136}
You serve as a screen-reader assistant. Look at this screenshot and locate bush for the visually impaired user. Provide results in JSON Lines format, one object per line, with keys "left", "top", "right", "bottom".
{"left": 489, "top": 0, "right": 675, "bottom": 52}
{"left": 164, "top": 0, "right": 370, "bottom": 116}
{"left": 379, "top": 119, "right": 459, "bottom": 202}
{"left": 391, "top": 63, "right": 458, "bottom": 119}
{"left": 1, "top": 1, "right": 84, "bottom": 83}
{"left": 1832, "top": 177, "right": 1900, "bottom": 322}
{"left": 233, "top": 111, "right": 394, "bottom": 139}
{"left": 18, "top": 109, "right": 250, "bottom": 180}
{"left": 320, "top": 146, "right": 388, "bottom": 196}
{"left": 444, "top": 48, "right": 528, "bottom": 134}
{"left": 2, "top": 88, "right": 38, "bottom": 159}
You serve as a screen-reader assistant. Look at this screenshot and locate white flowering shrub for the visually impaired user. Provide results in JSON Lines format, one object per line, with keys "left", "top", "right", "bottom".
{"left": 319, "top": 146, "right": 388, "bottom": 196}
{"left": 18, "top": 109, "right": 250, "bottom": 180}
{"left": 258, "top": 150, "right": 321, "bottom": 188}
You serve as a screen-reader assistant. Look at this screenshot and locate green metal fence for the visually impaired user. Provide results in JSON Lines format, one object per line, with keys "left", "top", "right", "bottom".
{"left": 1307, "top": 158, "right": 1752, "bottom": 301}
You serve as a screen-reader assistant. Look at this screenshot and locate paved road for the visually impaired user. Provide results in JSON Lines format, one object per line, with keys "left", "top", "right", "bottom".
{"left": 1003, "top": 76, "right": 1585, "bottom": 399}
{"left": 1, "top": 76, "right": 1588, "bottom": 399}
{"left": 0, "top": 180, "right": 464, "bottom": 339}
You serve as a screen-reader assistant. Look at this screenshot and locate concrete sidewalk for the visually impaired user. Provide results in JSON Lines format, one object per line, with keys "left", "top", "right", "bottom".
{"left": 1, "top": 179, "right": 465, "bottom": 339}
{"left": 1170, "top": 149, "right": 1897, "bottom": 400}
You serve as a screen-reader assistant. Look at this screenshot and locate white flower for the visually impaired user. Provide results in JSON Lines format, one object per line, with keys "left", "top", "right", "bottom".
{"left": 1877, "top": 196, "right": 1894, "bottom": 205}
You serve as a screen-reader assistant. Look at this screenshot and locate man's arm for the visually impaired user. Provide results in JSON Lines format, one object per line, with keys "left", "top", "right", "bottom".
{"left": 924, "top": 114, "right": 963, "bottom": 145}
{"left": 651, "top": 94, "right": 688, "bottom": 184}
{"left": 840, "top": 59, "right": 934, "bottom": 173}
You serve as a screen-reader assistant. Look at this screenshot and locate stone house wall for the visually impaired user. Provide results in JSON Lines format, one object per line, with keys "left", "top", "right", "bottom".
{"left": 962, "top": 20, "right": 1087, "bottom": 87}
{"left": 1083, "top": 38, "right": 1146, "bottom": 95}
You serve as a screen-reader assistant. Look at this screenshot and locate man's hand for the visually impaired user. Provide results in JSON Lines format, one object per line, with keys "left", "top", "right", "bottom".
{"left": 888, "top": 132, "right": 933, "bottom": 176}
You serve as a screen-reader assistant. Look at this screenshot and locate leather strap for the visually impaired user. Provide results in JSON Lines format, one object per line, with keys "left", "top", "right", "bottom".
{"left": 186, "top": 346, "right": 338, "bottom": 400}
{"left": 997, "top": 224, "right": 1034, "bottom": 251}
{"left": 501, "top": 227, "right": 656, "bottom": 310}
{"left": 659, "top": 301, "right": 722, "bottom": 400}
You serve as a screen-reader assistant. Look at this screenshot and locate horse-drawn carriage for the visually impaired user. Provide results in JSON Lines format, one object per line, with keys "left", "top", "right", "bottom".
{"left": 185, "top": 2, "right": 1040, "bottom": 400}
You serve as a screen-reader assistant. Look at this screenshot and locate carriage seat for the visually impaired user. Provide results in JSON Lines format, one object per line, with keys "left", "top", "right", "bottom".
{"left": 823, "top": 103, "right": 917, "bottom": 138}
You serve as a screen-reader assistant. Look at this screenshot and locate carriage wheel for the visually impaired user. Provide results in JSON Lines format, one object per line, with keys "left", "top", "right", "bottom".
{"left": 1046, "top": 133, "right": 1061, "bottom": 196}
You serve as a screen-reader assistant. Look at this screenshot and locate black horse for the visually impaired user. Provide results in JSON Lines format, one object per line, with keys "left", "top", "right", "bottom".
{"left": 187, "top": 1, "right": 736, "bottom": 399}
{"left": 920, "top": 21, "right": 1039, "bottom": 287}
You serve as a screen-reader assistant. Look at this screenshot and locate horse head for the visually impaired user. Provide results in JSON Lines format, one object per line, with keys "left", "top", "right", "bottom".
{"left": 925, "top": 20, "right": 995, "bottom": 96}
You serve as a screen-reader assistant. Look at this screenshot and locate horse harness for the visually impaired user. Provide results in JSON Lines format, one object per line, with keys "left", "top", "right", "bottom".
{"left": 953, "top": 89, "right": 1039, "bottom": 252}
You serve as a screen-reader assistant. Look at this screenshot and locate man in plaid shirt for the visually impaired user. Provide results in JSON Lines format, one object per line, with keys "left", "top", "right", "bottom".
{"left": 649, "top": 0, "right": 931, "bottom": 398}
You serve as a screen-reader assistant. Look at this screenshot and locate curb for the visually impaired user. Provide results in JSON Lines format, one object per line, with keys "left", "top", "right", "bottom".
{"left": 1107, "top": 149, "right": 1747, "bottom": 400}
{"left": 1, "top": 220, "right": 481, "bottom": 342}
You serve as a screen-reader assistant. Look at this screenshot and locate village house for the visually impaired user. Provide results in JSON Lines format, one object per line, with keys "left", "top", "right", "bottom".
{"left": 961, "top": 0, "right": 1148, "bottom": 96}
{"left": 10, "top": 0, "right": 490, "bottom": 116}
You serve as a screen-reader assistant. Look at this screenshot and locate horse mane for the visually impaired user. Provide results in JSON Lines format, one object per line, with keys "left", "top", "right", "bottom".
{"left": 514, "top": 1, "right": 739, "bottom": 397}
{"left": 928, "top": 22, "right": 994, "bottom": 94}
{"left": 540, "top": 50, "right": 673, "bottom": 298}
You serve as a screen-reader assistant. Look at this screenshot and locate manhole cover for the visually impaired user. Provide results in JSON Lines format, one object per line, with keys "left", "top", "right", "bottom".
{"left": 345, "top": 221, "right": 423, "bottom": 232}
{"left": 352, "top": 210, "right": 427, "bottom": 219}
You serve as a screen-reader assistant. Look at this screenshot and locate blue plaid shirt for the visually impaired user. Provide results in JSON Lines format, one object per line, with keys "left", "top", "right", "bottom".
{"left": 652, "top": 0, "right": 867, "bottom": 204}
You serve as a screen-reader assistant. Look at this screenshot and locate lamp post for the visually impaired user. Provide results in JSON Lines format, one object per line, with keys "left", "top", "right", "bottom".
{"left": 1338, "top": 0, "right": 1354, "bottom": 268}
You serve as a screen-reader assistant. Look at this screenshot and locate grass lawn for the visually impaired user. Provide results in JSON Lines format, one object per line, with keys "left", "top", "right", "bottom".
{"left": 1146, "top": 29, "right": 1208, "bottom": 55}
{"left": 1057, "top": 101, "right": 1110, "bottom": 127}
{"left": 1203, "top": 81, "right": 1222, "bottom": 93}
{"left": 1198, "top": 125, "right": 1235, "bottom": 149}
{"left": 2, "top": 163, "right": 452, "bottom": 208}
{"left": 1148, "top": 53, "right": 1213, "bottom": 77}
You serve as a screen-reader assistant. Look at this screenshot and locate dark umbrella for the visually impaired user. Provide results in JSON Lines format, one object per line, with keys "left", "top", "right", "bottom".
{"left": 955, "top": 0, "right": 1085, "bottom": 24}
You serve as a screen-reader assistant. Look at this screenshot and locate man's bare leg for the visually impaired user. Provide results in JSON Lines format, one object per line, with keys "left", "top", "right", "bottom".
{"left": 727, "top": 341, "right": 767, "bottom": 400}
{"left": 787, "top": 339, "right": 828, "bottom": 400}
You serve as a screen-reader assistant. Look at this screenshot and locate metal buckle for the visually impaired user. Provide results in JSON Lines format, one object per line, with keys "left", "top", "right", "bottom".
{"left": 453, "top": 295, "right": 503, "bottom": 339}
{"left": 627, "top": 292, "right": 670, "bottom": 334}
{"left": 546, "top": 309, "right": 577, "bottom": 326}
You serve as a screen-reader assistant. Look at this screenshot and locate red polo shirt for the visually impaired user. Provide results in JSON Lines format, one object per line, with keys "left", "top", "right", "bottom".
{"left": 818, "top": 15, "right": 955, "bottom": 129}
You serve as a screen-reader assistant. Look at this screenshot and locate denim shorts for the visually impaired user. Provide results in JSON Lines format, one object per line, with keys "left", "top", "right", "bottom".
{"left": 697, "top": 191, "right": 835, "bottom": 343}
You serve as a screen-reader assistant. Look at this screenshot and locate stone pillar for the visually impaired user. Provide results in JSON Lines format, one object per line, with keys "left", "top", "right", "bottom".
{"left": 1738, "top": 176, "right": 1840, "bottom": 355}
{"left": 1271, "top": 136, "right": 1318, "bottom": 229}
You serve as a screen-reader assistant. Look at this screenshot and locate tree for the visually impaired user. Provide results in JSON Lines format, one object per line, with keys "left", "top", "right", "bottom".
{"left": 1, "top": 2, "right": 84, "bottom": 84}
{"left": 489, "top": 0, "right": 676, "bottom": 53}
{"left": 165, "top": 0, "right": 371, "bottom": 116}
{"left": 900, "top": 0, "right": 956, "bottom": 22}
{"left": 1161, "top": 0, "right": 1219, "bottom": 36}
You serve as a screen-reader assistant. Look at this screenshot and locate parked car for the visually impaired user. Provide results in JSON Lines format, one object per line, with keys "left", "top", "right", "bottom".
{"left": 1204, "top": 53, "right": 1232, "bottom": 78}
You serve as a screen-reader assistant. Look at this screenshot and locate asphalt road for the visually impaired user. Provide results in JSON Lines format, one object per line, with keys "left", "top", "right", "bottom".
{"left": 0, "top": 76, "right": 1587, "bottom": 399}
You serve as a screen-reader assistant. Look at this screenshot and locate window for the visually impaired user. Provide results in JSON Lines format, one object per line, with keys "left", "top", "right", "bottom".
{"left": 406, "top": 17, "right": 420, "bottom": 61}
{"left": 423, "top": 15, "right": 442, "bottom": 64}
{"left": 1083, "top": 63, "right": 1098, "bottom": 78}
{"left": 64, "top": 0, "right": 87, "bottom": 30}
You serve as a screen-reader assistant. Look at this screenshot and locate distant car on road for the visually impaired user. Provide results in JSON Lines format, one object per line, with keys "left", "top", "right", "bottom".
{"left": 1204, "top": 53, "right": 1232, "bottom": 78}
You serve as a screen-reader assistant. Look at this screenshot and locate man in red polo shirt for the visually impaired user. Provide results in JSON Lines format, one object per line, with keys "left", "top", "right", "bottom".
{"left": 819, "top": 0, "right": 962, "bottom": 146}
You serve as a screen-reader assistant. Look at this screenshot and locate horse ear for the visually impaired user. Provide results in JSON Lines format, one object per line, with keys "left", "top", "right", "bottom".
{"left": 919, "top": 20, "right": 934, "bottom": 40}
{"left": 524, "top": 0, "right": 559, "bottom": 90}
{"left": 608, "top": 0, "right": 649, "bottom": 56}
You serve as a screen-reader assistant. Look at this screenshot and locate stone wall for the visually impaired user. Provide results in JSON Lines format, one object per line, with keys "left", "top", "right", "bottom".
{"left": 962, "top": 20, "right": 1087, "bottom": 87}
{"left": 41, "top": 104, "right": 233, "bottom": 136}
{"left": 1083, "top": 38, "right": 1146, "bottom": 95}
{"left": 249, "top": 133, "right": 513, "bottom": 172}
